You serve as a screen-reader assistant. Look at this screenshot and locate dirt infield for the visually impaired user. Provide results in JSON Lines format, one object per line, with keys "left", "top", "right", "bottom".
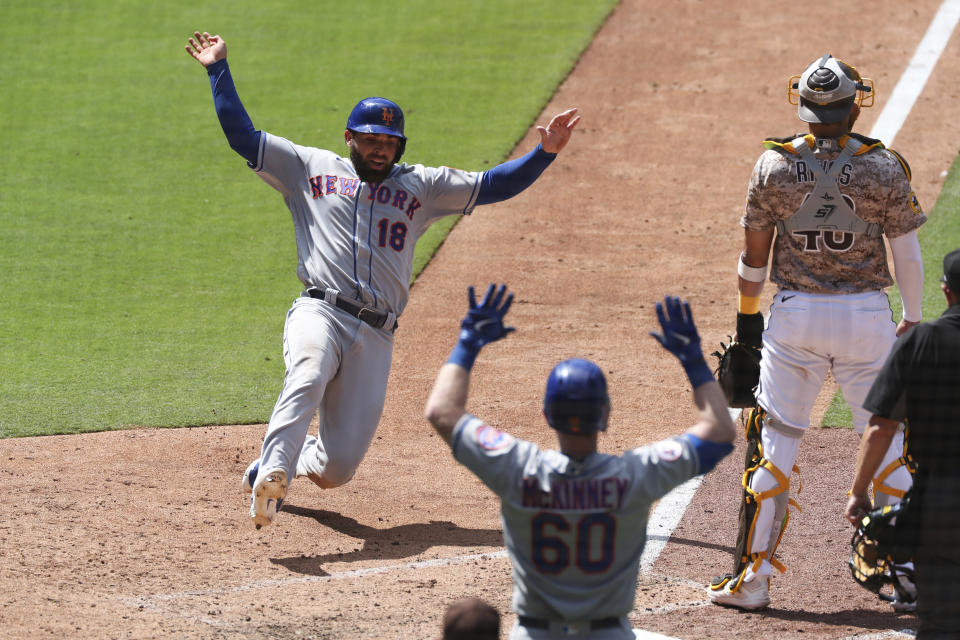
{"left": 3, "top": 1, "right": 957, "bottom": 638}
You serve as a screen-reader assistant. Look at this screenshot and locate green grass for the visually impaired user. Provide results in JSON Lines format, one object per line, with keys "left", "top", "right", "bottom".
{"left": 821, "top": 151, "right": 960, "bottom": 428}
{"left": 0, "top": 0, "right": 617, "bottom": 437}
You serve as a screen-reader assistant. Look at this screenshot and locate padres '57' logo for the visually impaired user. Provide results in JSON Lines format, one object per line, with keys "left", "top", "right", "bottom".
{"left": 908, "top": 190, "right": 923, "bottom": 215}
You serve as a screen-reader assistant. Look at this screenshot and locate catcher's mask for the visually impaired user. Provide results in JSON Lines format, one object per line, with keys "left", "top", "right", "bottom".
{"left": 543, "top": 358, "right": 610, "bottom": 435}
{"left": 788, "top": 54, "right": 874, "bottom": 124}
{"left": 849, "top": 500, "right": 916, "bottom": 606}
{"left": 346, "top": 97, "right": 407, "bottom": 160}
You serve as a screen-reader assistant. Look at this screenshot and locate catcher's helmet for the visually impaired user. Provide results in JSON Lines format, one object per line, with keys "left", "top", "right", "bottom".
{"left": 346, "top": 97, "right": 406, "bottom": 160}
{"left": 849, "top": 500, "right": 917, "bottom": 607}
{"left": 543, "top": 358, "right": 610, "bottom": 435}
{"left": 788, "top": 54, "right": 874, "bottom": 124}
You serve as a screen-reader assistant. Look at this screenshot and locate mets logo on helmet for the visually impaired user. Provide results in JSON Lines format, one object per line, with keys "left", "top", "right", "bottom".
{"left": 381, "top": 107, "right": 394, "bottom": 125}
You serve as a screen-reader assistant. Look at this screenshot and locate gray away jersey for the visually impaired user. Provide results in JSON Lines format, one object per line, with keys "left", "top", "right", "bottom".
{"left": 451, "top": 415, "right": 700, "bottom": 620}
{"left": 251, "top": 132, "right": 483, "bottom": 316}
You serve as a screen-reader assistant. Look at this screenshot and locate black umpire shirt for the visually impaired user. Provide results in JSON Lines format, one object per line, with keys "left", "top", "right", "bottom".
{"left": 863, "top": 303, "right": 960, "bottom": 633}
{"left": 863, "top": 304, "right": 960, "bottom": 482}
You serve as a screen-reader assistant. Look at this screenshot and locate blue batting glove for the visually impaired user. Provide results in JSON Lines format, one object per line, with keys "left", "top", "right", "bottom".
{"left": 650, "top": 296, "right": 714, "bottom": 388}
{"left": 448, "top": 283, "right": 515, "bottom": 370}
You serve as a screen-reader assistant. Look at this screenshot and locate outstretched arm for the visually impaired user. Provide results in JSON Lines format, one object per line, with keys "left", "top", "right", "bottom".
{"left": 650, "top": 296, "right": 735, "bottom": 473}
{"left": 424, "top": 284, "right": 515, "bottom": 443}
{"left": 185, "top": 31, "right": 261, "bottom": 165}
{"left": 475, "top": 108, "right": 580, "bottom": 205}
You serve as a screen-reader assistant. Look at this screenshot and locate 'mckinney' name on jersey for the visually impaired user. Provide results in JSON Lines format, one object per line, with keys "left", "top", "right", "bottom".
{"left": 522, "top": 477, "right": 629, "bottom": 510}
{"left": 307, "top": 174, "right": 423, "bottom": 220}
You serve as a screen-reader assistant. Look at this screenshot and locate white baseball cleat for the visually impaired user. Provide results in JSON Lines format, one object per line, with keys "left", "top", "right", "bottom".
{"left": 250, "top": 469, "right": 288, "bottom": 530}
{"left": 708, "top": 574, "right": 770, "bottom": 610}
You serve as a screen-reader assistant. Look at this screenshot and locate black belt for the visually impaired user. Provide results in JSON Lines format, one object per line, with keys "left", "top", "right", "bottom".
{"left": 517, "top": 616, "right": 621, "bottom": 631}
{"left": 306, "top": 288, "right": 398, "bottom": 332}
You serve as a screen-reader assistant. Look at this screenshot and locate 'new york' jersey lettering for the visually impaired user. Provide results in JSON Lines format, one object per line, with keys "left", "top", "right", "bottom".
{"left": 309, "top": 175, "right": 360, "bottom": 198}
{"left": 250, "top": 132, "right": 483, "bottom": 315}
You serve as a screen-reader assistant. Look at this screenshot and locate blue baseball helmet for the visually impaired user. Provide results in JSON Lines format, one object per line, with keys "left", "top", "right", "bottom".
{"left": 543, "top": 358, "right": 611, "bottom": 435}
{"left": 346, "top": 97, "right": 406, "bottom": 160}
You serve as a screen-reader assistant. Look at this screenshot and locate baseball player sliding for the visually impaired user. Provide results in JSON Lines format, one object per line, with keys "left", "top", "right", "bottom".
{"left": 425, "top": 285, "right": 736, "bottom": 639}
{"left": 185, "top": 31, "right": 580, "bottom": 529}
{"left": 707, "top": 54, "right": 926, "bottom": 612}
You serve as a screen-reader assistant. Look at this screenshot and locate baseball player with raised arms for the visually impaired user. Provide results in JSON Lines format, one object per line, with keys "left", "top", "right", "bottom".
{"left": 707, "top": 54, "right": 926, "bottom": 611}
{"left": 425, "top": 286, "right": 736, "bottom": 639}
{"left": 185, "top": 32, "right": 580, "bottom": 529}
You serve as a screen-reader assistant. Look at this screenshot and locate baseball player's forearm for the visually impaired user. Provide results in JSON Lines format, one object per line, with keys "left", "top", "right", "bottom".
{"left": 738, "top": 228, "right": 774, "bottom": 311}
{"left": 687, "top": 380, "right": 736, "bottom": 445}
{"left": 428, "top": 284, "right": 514, "bottom": 443}
{"left": 424, "top": 363, "right": 470, "bottom": 444}
{"left": 206, "top": 59, "right": 261, "bottom": 165}
{"left": 475, "top": 145, "right": 555, "bottom": 205}
{"left": 888, "top": 230, "right": 923, "bottom": 322}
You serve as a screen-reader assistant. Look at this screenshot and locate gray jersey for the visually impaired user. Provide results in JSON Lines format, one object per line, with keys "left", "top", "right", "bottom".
{"left": 251, "top": 132, "right": 483, "bottom": 315}
{"left": 452, "top": 414, "right": 700, "bottom": 620}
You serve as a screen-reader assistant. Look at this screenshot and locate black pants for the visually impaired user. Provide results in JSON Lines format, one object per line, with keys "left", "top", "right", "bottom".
{"left": 915, "top": 548, "right": 960, "bottom": 638}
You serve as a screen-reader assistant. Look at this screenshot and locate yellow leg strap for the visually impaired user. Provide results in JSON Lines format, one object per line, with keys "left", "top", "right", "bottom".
{"left": 740, "top": 457, "right": 796, "bottom": 575}
{"left": 872, "top": 456, "right": 911, "bottom": 500}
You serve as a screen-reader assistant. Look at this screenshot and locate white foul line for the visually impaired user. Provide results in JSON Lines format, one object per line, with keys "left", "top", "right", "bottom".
{"left": 640, "top": 475, "right": 705, "bottom": 572}
{"left": 638, "top": 408, "right": 739, "bottom": 571}
{"left": 869, "top": 0, "right": 960, "bottom": 146}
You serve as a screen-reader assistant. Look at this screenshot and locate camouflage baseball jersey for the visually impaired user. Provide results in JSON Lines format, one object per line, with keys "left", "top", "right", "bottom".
{"left": 451, "top": 414, "right": 700, "bottom": 621}
{"left": 741, "top": 133, "right": 926, "bottom": 293}
{"left": 252, "top": 132, "right": 482, "bottom": 315}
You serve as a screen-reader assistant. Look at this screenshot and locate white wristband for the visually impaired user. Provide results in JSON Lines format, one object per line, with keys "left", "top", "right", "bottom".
{"left": 738, "top": 253, "right": 767, "bottom": 283}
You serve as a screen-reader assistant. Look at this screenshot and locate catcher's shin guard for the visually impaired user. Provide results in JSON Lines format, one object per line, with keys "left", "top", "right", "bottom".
{"left": 709, "top": 408, "right": 801, "bottom": 593}
{"left": 871, "top": 427, "right": 914, "bottom": 508}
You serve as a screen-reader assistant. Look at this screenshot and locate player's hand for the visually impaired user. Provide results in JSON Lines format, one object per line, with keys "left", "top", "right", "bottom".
{"left": 845, "top": 492, "right": 872, "bottom": 526}
{"left": 649, "top": 296, "right": 704, "bottom": 364}
{"left": 186, "top": 31, "right": 227, "bottom": 67}
{"left": 537, "top": 108, "right": 580, "bottom": 154}
{"left": 458, "top": 284, "right": 515, "bottom": 351}
{"left": 895, "top": 318, "right": 919, "bottom": 337}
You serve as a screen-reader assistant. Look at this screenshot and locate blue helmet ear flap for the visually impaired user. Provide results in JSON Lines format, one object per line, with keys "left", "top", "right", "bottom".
{"left": 543, "top": 358, "right": 610, "bottom": 435}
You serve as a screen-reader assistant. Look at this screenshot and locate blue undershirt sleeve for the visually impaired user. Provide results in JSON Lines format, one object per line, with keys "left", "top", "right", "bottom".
{"left": 679, "top": 433, "right": 734, "bottom": 475}
{"left": 206, "top": 59, "right": 261, "bottom": 166}
{"left": 475, "top": 144, "right": 556, "bottom": 205}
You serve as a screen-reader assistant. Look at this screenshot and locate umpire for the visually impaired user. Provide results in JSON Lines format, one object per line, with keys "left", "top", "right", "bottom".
{"left": 846, "top": 248, "right": 960, "bottom": 638}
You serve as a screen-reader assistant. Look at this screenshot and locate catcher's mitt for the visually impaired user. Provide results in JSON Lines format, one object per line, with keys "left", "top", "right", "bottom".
{"left": 712, "top": 339, "right": 761, "bottom": 408}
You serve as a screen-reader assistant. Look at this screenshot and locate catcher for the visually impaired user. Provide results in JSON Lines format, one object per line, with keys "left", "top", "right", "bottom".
{"left": 707, "top": 54, "right": 925, "bottom": 611}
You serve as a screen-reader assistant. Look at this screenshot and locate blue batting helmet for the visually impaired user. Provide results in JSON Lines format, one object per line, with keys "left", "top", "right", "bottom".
{"left": 543, "top": 358, "right": 611, "bottom": 435}
{"left": 346, "top": 97, "right": 406, "bottom": 159}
